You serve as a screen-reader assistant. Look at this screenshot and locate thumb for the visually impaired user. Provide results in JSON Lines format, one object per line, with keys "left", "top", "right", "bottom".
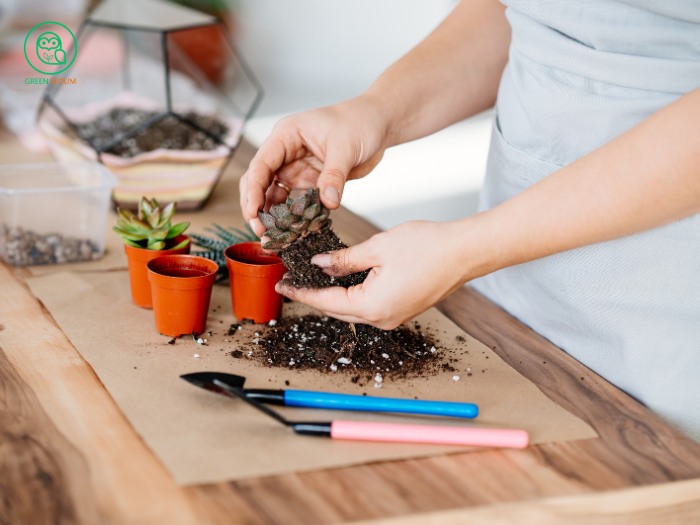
{"left": 318, "top": 148, "right": 353, "bottom": 209}
{"left": 311, "top": 240, "right": 378, "bottom": 277}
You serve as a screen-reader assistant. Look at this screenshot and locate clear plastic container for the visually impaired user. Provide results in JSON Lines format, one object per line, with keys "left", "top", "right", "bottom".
{"left": 0, "top": 162, "right": 116, "bottom": 266}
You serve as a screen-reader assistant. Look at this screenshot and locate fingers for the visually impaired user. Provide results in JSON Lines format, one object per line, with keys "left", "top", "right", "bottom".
{"left": 275, "top": 280, "right": 365, "bottom": 319}
{"left": 317, "top": 148, "right": 353, "bottom": 209}
{"left": 275, "top": 280, "right": 402, "bottom": 330}
{"left": 311, "top": 238, "right": 379, "bottom": 277}
{"left": 242, "top": 132, "right": 294, "bottom": 224}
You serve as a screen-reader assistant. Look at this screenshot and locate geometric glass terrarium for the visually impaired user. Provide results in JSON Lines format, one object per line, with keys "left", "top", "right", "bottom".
{"left": 38, "top": 0, "right": 263, "bottom": 211}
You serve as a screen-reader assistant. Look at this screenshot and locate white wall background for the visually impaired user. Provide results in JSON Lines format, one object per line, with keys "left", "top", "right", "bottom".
{"left": 234, "top": 0, "right": 492, "bottom": 229}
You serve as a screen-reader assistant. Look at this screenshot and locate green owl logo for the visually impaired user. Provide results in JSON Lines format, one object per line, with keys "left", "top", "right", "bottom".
{"left": 36, "top": 31, "right": 66, "bottom": 65}
{"left": 24, "top": 21, "right": 77, "bottom": 75}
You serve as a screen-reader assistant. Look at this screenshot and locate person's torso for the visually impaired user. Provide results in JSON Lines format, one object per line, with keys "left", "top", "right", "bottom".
{"left": 473, "top": 0, "right": 700, "bottom": 441}
{"left": 498, "top": 0, "right": 700, "bottom": 167}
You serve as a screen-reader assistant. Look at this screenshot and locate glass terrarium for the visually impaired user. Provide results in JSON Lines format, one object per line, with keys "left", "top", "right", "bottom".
{"left": 38, "top": 0, "right": 262, "bottom": 211}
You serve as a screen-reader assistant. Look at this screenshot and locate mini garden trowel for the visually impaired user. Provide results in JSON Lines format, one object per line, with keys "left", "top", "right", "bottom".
{"left": 180, "top": 372, "right": 529, "bottom": 448}
{"left": 181, "top": 371, "right": 479, "bottom": 418}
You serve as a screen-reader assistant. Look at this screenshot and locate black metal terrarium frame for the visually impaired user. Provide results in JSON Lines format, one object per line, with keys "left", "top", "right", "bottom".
{"left": 39, "top": 0, "right": 263, "bottom": 211}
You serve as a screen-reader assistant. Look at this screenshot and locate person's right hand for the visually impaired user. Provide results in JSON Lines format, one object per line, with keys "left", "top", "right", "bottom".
{"left": 240, "top": 95, "right": 390, "bottom": 236}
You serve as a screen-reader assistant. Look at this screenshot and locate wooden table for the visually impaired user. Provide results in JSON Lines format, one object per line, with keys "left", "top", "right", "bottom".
{"left": 1, "top": 130, "right": 700, "bottom": 525}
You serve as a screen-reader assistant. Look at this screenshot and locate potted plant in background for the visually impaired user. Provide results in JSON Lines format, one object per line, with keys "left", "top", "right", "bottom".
{"left": 113, "top": 196, "right": 191, "bottom": 308}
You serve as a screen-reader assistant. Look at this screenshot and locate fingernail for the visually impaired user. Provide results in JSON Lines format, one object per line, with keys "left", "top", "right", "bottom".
{"left": 311, "top": 253, "right": 331, "bottom": 268}
{"left": 323, "top": 186, "right": 339, "bottom": 206}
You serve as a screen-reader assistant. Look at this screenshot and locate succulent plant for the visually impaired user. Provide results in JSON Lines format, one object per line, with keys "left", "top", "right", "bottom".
{"left": 113, "top": 196, "right": 190, "bottom": 250}
{"left": 259, "top": 188, "right": 331, "bottom": 251}
{"left": 191, "top": 223, "right": 259, "bottom": 282}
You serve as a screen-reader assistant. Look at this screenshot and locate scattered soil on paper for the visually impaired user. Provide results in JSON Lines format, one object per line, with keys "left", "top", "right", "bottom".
{"left": 230, "top": 315, "right": 455, "bottom": 385}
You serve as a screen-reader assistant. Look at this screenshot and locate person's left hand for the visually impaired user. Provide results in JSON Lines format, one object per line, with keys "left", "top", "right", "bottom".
{"left": 275, "top": 220, "right": 474, "bottom": 329}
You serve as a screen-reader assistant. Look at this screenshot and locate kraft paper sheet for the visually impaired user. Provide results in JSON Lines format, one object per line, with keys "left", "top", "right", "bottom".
{"left": 26, "top": 270, "right": 597, "bottom": 485}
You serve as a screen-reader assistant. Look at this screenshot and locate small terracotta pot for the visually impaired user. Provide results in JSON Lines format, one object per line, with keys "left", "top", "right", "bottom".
{"left": 123, "top": 235, "right": 190, "bottom": 308}
{"left": 147, "top": 255, "right": 218, "bottom": 337}
{"left": 225, "top": 242, "right": 287, "bottom": 324}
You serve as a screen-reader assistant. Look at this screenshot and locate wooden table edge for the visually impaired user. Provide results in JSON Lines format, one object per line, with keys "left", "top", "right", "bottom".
{"left": 349, "top": 477, "right": 700, "bottom": 525}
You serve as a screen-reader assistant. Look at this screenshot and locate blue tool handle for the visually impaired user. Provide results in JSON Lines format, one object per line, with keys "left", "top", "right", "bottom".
{"left": 284, "top": 390, "right": 478, "bottom": 419}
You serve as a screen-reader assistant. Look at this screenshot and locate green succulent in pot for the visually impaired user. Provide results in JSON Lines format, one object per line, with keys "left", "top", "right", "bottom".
{"left": 113, "top": 197, "right": 191, "bottom": 250}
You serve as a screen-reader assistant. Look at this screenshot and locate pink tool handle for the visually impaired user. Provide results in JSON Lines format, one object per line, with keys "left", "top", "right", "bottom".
{"left": 331, "top": 420, "right": 529, "bottom": 449}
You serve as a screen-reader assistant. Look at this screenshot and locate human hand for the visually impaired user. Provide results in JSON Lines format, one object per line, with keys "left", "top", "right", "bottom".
{"left": 240, "top": 96, "right": 389, "bottom": 237}
{"left": 275, "top": 220, "right": 476, "bottom": 330}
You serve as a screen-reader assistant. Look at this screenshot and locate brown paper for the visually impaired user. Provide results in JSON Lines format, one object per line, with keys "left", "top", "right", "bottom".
{"left": 26, "top": 270, "right": 596, "bottom": 485}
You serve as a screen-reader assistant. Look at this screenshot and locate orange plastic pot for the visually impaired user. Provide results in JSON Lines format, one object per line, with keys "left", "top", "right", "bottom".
{"left": 147, "top": 255, "right": 218, "bottom": 337}
{"left": 123, "top": 235, "right": 190, "bottom": 308}
{"left": 225, "top": 242, "right": 287, "bottom": 324}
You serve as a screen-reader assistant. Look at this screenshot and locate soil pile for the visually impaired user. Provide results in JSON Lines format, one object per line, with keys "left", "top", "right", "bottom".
{"left": 231, "top": 316, "right": 456, "bottom": 385}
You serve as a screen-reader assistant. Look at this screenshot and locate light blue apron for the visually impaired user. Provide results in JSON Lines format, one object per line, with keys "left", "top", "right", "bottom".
{"left": 472, "top": 1, "right": 700, "bottom": 441}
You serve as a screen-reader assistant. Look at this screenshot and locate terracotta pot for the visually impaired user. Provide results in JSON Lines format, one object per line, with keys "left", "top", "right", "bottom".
{"left": 225, "top": 242, "right": 286, "bottom": 324}
{"left": 147, "top": 255, "right": 218, "bottom": 337}
{"left": 123, "top": 235, "right": 191, "bottom": 308}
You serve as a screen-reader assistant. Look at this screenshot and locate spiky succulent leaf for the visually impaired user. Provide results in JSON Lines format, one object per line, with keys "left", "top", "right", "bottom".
{"left": 259, "top": 212, "right": 277, "bottom": 230}
{"left": 159, "top": 202, "right": 176, "bottom": 227}
{"left": 310, "top": 188, "right": 321, "bottom": 206}
{"left": 138, "top": 197, "right": 152, "bottom": 221}
{"left": 256, "top": 188, "right": 332, "bottom": 252}
{"left": 115, "top": 197, "right": 189, "bottom": 250}
{"left": 170, "top": 237, "right": 191, "bottom": 250}
{"left": 264, "top": 228, "right": 284, "bottom": 239}
{"left": 269, "top": 203, "right": 291, "bottom": 222}
{"left": 289, "top": 220, "right": 310, "bottom": 233}
{"left": 262, "top": 239, "right": 284, "bottom": 251}
{"left": 112, "top": 226, "right": 147, "bottom": 241}
{"left": 275, "top": 214, "right": 296, "bottom": 230}
{"left": 167, "top": 221, "right": 190, "bottom": 239}
{"left": 127, "top": 216, "right": 153, "bottom": 233}
{"left": 122, "top": 238, "right": 143, "bottom": 248}
{"left": 189, "top": 233, "right": 227, "bottom": 252}
{"left": 148, "top": 240, "right": 166, "bottom": 250}
{"left": 278, "top": 231, "right": 299, "bottom": 244}
{"left": 118, "top": 208, "right": 136, "bottom": 223}
{"left": 307, "top": 215, "right": 328, "bottom": 232}
{"left": 289, "top": 193, "right": 308, "bottom": 215}
{"left": 190, "top": 223, "right": 258, "bottom": 282}
{"left": 148, "top": 207, "right": 161, "bottom": 228}
{"left": 116, "top": 208, "right": 151, "bottom": 233}
{"left": 149, "top": 229, "right": 168, "bottom": 242}
{"left": 301, "top": 202, "right": 321, "bottom": 221}
{"left": 115, "top": 218, "right": 139, "bottom": 234}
